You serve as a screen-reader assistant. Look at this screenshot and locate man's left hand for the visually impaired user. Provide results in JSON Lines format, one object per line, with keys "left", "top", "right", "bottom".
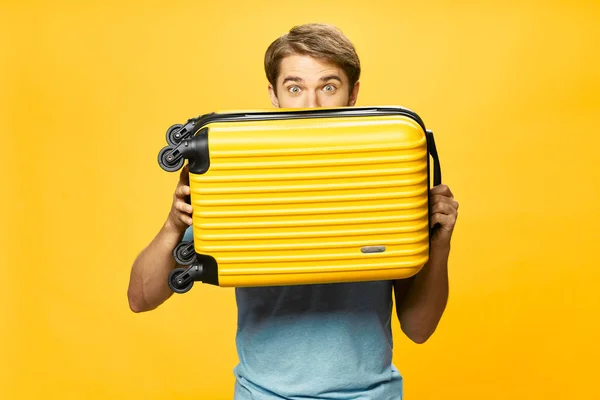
{"left": 429, "top": 184, "right": 459, "bottom": 245}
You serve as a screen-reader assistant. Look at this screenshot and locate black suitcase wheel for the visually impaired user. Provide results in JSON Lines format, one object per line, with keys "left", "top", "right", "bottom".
{"left": 158, "top": 146, "right": 184, "bottom": 172}
{"left": 166, "top": 124, "right": 184, "bottom": 146}
{"left": 173, "top": 241, "right": 196, "bottom": 265}
{"left": 169, "top": 268, "right": 194, "bottom": 294}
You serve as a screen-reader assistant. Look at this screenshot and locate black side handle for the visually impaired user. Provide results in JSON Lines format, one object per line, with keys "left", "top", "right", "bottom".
{"left": 180, "top": 128, "right": 210, "bottom": 175}
{"left": 426, "top": 129, "right": 441, "bottom": 186}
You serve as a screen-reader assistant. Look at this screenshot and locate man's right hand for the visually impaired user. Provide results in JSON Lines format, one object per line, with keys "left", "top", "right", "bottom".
{"left": 128, "top": 163, "right": 194, "bottom": 313}
{"left": 166, "top": 164, "right": 193, "bottom": 232}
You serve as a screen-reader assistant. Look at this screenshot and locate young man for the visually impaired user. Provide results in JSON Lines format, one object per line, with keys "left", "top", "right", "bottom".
{"left": 128, "top": 23, "right": 459, "bottom": 399}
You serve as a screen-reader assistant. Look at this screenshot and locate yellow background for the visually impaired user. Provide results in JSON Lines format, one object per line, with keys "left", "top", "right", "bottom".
{"left": 1, "top": 0, "right": 599, "bottom": 399}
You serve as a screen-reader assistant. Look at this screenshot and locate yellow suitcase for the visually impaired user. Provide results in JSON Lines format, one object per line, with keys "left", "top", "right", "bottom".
{"left": 157, "top": 106, "right": 441, "bottom": 293}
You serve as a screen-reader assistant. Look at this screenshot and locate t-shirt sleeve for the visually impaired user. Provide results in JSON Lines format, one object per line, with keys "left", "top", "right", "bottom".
{"left": 182, "top": 225, "right": 194, "bottom": 243}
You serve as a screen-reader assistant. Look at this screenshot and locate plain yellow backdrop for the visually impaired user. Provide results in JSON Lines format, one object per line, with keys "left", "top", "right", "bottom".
{"left": 1, "top": 0, "right": 599, "bottom": 399}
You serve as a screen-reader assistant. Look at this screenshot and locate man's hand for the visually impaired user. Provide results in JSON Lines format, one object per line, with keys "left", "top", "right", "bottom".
{"left": 429, "top": 184, "right": 459, "bottom": 245}
{"left": 166, "top": 164, "right": 193, "bottom": 232}
{"left": 128, "top": 164, "right": 193, "bottom": 313}
{"left": 393, "top": 183, "right": 458, "bottom": 342}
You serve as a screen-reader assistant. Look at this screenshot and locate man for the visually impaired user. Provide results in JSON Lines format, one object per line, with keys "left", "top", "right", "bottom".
{"left": 128, "top": 23, "right": 459, "bottom": 399}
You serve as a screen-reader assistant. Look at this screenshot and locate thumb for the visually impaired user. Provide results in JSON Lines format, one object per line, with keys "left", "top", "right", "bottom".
{"left": 179, "top": 163, "right": 190, "bottom": 183}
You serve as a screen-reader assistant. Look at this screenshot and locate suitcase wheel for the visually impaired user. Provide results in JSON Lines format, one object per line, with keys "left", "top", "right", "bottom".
{"left": 169, "top": 264, "right": 204, "bottom": 294}
{"left": 169, "top": 267, "right": 195, "bottom": 294}
{"left": 166, "top": 124, "right": 185, "bottom": 146}
{"left": 158, "top": 146, "right": 185, "bottom": 172}
{"left": 173, "top": 241, "right": 196, "bottom": 265}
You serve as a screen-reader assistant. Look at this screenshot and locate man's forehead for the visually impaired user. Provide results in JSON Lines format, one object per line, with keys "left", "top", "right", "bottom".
{"left": 282, "top": 74, "right": 342, "bottom": 83}
{"left": 278, "top": 55, "right": 346, "bottom": 83}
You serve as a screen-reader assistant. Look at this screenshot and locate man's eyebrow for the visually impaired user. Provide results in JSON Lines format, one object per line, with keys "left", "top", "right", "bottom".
{"left": 282, "top": 76, "right": 303, "bottom": 84}
{"left": 320, "top": 75, "right": 342, "bottom": 82}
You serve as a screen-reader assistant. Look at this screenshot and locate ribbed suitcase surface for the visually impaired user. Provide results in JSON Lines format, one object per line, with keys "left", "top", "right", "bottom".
{"left": 157, "top": 107, "right": 440, "bottom": 290}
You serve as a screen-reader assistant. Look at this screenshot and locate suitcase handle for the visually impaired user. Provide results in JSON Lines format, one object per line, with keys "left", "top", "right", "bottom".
{"left": 425, "top": 129, "right": 441, "bottom": 186}
{"left": 426, "top": 129, "right": 443, "bottom": 238}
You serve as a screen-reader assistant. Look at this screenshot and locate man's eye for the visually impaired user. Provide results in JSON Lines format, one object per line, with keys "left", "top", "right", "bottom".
{"left": 323, "top": 84, "right": 336, "bottom": 92}
{"left": 288, "top": 86, "right": 301, "bottom": 93}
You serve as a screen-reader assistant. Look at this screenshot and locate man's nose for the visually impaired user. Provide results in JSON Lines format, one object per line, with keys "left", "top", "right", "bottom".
{"left": 305, "top": 91, "right": 320, "bottom": 108}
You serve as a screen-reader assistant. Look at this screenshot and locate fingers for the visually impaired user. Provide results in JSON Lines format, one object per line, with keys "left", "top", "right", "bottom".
{"left": 430, "top": 201, "right": 458, "bottom": 229}
{"left": 175, "top": 199, "right": 193, "bottom": 214}
{"left": 430, "top": 212, "right": 454, "bottom": 229}
{"left": 173, "top": 199, "right": 193, "bottom": 226}
{"left": 430, "top": 194, "right": 459, "bottom": 212}
{"left": 172, "top": 211, "right": 192, "bottom": 227}
{"left": 429, "top": 186, "right": 459, "bottom": 234}
{"left": 430, "top": 184, "right": 453, "bottom": 198}
{"left": 167, "top": 203, "right": 193, "bottom": 229}
{"left": 179, "top": 213, "right": 193, "bottom": 226}
{"left": 171, "top": 177, "right": 193, "bottom": 227}
{"left": 174, "top": 184, "right": 190, "bottom": 200}
{"left": 431, "top": 200, "right": 457, "bottom": 216}
{"left": 180, "top": 163, "right": 189, "bottom": 177}
{"left": 179, "top": 163, "right": 190, "bottom": 185}
{"left": 166, "top": 166, "right": 193, "bottom": 230}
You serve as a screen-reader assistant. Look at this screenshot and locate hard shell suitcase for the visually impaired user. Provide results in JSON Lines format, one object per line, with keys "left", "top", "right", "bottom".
{"left": 157, "top": 106, "right": 441, "bottom": 293}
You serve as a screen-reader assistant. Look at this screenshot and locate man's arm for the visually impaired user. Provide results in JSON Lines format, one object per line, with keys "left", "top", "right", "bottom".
{"left": 127, "top": 165, "right": 194, "bottom": 313}
{"left": 394, "top": 184, "right": 459, "bottom": 344}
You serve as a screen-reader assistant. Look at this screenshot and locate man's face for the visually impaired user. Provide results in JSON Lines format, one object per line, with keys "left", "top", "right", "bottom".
{"left": 269, "top": 54, "right": 360, "bottom": 109}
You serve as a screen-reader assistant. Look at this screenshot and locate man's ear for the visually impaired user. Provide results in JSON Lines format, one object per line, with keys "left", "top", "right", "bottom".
{"left": 348, "top": 81, "right": 360, "bottom": 106}
{"left": 268, "top": 84, "right": 280, "bottom": 108}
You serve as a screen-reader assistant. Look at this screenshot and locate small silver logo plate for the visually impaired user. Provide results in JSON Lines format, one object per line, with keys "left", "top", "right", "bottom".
{"left": 361, "top": 245, "right": 386, "bottom": 254}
